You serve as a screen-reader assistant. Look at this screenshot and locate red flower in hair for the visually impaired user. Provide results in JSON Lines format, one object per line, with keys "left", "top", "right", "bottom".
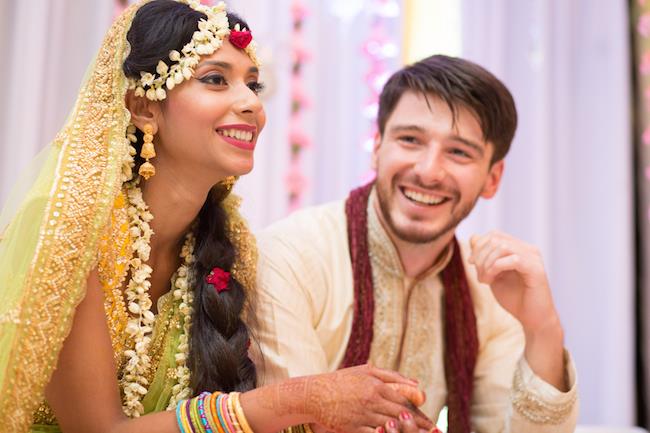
{"left": 229, "top": 30, "right": 253, "bottom": 49}
{"left": 206, "top": 267, "right": 230, "bottom": 293}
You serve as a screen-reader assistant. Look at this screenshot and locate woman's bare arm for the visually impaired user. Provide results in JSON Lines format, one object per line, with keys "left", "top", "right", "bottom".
{"left": 45, "top": 270, "right": 431, "bottom": 433}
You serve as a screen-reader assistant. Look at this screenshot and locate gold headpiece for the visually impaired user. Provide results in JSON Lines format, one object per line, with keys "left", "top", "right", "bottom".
{"left": 127, "top": 0, "right": 259, "bottom": 101}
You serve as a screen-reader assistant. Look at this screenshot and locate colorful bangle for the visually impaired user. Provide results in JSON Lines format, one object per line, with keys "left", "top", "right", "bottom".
{"left": 205, "top": 392, "right": 222, "bottom": 433}
{"left": 227, "top": 390, "right": 243, "bottom": 433}
{"left": 232, "top": 392, "right": 254, "bottom": 433}
{"left": 197, "top": 392, "right": 214, "bottom": 433}
{"left": 176, "top": 400, "right": 189, "bottom": 433}
{"left": 221, "top": 393, "right": 237, "bottom": 433}
{"left": 185, "top": 398, "right": 199, "bottom": 432}
{"left": 215, "top": 393, "right": 231, "bottom": 433}
{"left": 191, "top": 396, "right": 205, "bottom": 432}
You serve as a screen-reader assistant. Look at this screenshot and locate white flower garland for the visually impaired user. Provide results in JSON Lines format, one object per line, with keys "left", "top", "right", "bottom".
{"left": 127, "top": 0, "right": 259, "bottom": 102}
{"left": 167, "top": 233, "right": 195, "bottom": 409}
{"left": 119, "top": 135, "right": 196, "bottom": 417}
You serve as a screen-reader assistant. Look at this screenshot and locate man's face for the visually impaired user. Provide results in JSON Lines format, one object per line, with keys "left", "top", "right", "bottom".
{"left": 372, "top": 91, "right": 504, "bottom": 244}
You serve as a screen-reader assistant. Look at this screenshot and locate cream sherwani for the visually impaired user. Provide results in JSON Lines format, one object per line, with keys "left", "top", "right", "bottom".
{"left": 254, "top": 191, "right": 578, "bottom": 433}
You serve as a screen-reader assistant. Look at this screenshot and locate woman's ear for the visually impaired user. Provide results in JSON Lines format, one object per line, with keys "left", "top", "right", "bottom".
{"left": 125, "top": 90, "right": 161, "bottom": 133}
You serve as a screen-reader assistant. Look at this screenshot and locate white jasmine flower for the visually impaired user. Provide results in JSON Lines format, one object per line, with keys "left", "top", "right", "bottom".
{"left": 156, "top": 60, "right": 169, "bottom": 75}
{"left": 169, "top": 50, "right": 181, "bottom": 61}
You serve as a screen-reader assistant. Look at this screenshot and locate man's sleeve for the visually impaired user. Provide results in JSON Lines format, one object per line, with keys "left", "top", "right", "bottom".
{"left": 470, "top": 284, "right": 579, "bottom": 433}
{"left": 251, "top": 234, "right": 329, "bottom": 385}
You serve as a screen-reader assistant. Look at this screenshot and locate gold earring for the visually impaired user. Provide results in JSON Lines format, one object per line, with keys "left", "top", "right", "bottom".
{"left": 138, "top": 123, "right": 156, "bottom": 179}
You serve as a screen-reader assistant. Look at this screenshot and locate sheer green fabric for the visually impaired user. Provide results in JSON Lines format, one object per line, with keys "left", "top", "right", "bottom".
{"left": 0, "top": 3, "right": 144, "bottom": 431}
{"left": 30, "top": 293, "right": 183, "bottom": 432}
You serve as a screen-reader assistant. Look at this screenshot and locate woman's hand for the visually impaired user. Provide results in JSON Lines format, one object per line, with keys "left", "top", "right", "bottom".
{"left": 380, "top": 412, "right": 441, "bottom": 433}
{"left": 303, "top": 364, "right": 433, "bottom": 433}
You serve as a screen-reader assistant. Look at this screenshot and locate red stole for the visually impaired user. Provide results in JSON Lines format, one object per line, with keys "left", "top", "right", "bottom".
{"left": 341, "top": 182, "right": 479, "bottom": 433}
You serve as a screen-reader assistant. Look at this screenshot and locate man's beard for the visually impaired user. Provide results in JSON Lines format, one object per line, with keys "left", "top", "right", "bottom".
{"left": 375, "top": 179, "right": 477, "bottom": 245}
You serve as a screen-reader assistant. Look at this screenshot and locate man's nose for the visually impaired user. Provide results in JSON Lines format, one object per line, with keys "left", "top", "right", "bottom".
{"left": 414, "top": 147, "right": 446, "bottom": 185}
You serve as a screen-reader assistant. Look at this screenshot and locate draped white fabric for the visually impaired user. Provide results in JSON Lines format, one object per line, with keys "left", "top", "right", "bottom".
{"left": 457, "top": 0, "right": 634, "bottom": 426}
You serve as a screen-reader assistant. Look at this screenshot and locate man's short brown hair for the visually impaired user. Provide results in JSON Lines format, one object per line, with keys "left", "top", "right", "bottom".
{"left": 377, "top": 55, "right": 517, "bottom": 163}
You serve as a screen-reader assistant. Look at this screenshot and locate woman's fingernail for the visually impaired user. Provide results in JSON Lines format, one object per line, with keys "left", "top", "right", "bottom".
{"left": 377, "top": 427, "right": 385, "bottom": 433}
{"left": 388, "top": 420, "right": 397, "bottom": 429}
{"left": 399, "top": 411, "right": 412, "bottom": 421}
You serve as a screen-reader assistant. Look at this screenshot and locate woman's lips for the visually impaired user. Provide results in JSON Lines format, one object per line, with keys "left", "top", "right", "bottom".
{"left": 216, "top": 124, "right": 257, "bottom": 150}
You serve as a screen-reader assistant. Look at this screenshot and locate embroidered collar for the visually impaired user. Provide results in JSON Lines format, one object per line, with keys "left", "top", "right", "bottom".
{"left": 367, "top": 188, "right": 453, "bottom": 281}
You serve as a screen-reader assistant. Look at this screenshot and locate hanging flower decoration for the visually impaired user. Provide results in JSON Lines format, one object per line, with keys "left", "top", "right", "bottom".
{"left": 636, "top": 4, "right": 650, "bottom": 224}
{"left": 286, "top": 0, "right": 312, "bottom": 212}
{"left": 359, "top": 0, "right": 400, "bottom": 183}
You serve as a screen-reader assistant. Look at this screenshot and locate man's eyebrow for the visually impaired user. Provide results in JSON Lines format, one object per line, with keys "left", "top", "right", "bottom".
{"left": 197, "top": 61, "right": 259, "bottom": 74}
{"left": 388, "top": 124, "right": 427, "bottom": 133}
{"left": 449, "top": 135, "right": 485, "bottom": 156}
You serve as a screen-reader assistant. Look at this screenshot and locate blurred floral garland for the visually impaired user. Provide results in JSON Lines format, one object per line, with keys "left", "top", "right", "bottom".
{"left": 286, "top": 0, "right": 311, "bottom": 211}
{"left": 360, "top": 0, "right": 400, "bottom": 183}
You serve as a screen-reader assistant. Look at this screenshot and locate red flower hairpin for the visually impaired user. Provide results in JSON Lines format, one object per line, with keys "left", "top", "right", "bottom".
{"left": 229, "top": 29, "right": 253, "bottom": 50}
{"left": 206, "top": 267, "right": 230, "bottom": 293}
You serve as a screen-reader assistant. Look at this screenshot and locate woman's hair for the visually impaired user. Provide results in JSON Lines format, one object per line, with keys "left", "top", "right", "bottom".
{"left": 123, "top": 0, "right": 256, "bottom": 394}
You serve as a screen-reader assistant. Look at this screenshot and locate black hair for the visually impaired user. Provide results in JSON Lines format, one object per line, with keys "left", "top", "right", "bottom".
{"left": 123, "top": 0, "right": 256, "bottom": 394}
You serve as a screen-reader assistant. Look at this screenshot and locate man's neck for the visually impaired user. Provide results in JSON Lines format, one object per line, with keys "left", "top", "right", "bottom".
{"left": 372, "top": 200, "right": 455, "bottom": 279}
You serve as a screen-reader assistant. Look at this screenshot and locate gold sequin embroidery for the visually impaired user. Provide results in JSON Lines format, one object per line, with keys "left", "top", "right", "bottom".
{"left": 512, "top": 355, "right": 577, "bottom": 425}
{"left": 1, "top": 5, "right": 138, "bottom": 432}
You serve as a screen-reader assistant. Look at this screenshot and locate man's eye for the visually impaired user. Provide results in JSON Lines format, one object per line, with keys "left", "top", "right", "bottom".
{"left": 450, "top": 148, "right": 470, "bottom": 158}
{"left": 199, "top": 74, "right": 227, "bottom": 85}
{"left": 398, "top": 136, "right": 417, "bottom": 144}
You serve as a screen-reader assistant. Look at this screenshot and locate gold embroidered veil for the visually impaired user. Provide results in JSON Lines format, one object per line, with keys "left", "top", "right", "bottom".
{"left": 0, "top": 2, "right": 257, "bottom": 432}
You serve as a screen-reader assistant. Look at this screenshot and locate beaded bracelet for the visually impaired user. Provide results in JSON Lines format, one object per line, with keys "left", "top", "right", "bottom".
{"left": 197, "top": 392, "right": 214, "bottom": 433}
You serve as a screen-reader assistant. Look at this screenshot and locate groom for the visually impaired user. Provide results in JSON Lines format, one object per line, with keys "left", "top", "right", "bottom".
{"left": 253, "top": 55, "right": 578, "bottom": 433}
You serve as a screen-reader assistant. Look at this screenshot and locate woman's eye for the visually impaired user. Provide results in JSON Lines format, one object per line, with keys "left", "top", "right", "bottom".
{"left": 199, "top": 74, "right": 227, "bottom": 85}
{"left": 248, "top": 81, "right": 265, "bottom": 94}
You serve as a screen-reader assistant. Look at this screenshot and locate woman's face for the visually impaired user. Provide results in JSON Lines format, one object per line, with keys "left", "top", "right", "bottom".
{"left": 153, "top": 39, "right": 266, "bottom": 184}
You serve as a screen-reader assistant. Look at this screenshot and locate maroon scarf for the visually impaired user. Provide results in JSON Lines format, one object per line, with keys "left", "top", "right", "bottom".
{"left": 340, "top": 183, "right": 478, "bottom": 433}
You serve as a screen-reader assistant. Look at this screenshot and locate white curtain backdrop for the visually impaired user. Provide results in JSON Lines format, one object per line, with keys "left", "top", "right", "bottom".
{"left": 458, "top": 0, "right": 634, "bottom": 426}
{"left": 0, "top": 0, "right": 113, "bottom": 208}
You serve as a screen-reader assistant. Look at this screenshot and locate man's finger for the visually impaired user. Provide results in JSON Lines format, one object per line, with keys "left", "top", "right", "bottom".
{"left": 386, "top": 383, "right": 426, "bottom": 407}
{"left": 369, "top": 365, "right": 419, "bottom": 387}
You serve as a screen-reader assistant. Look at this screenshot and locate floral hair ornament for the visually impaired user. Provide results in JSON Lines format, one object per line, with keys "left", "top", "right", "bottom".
{"left": 206, "top": 267, "right": 231, "bottom": 293}
{"left": 229, "top": 23, "right": 253, "bottom": 49}
{"left": 128, "top": 0, "right": 260, "bottom": 101}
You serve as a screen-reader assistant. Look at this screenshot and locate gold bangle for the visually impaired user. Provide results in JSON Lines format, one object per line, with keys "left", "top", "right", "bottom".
{"left": 232, "top": 392, "right": 254, "bottom": 433}
{"left": 227, "top": 392, "right": 243, "bottom": 433}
